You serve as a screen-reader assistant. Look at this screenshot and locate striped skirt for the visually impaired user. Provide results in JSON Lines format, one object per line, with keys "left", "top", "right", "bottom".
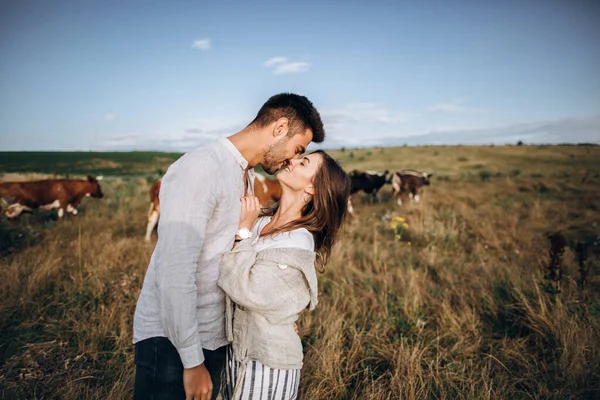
{"left": 221, "top": 345, "right": 301, "bottom": 400}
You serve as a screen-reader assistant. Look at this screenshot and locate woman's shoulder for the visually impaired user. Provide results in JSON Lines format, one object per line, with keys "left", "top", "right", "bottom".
{"left": 276, "top": 228, "right": 314, "bottom": 252}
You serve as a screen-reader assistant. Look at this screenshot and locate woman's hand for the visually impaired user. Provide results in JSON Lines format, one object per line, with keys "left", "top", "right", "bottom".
{"left": 239, "top": 195, "right": 261, "bottom": 230}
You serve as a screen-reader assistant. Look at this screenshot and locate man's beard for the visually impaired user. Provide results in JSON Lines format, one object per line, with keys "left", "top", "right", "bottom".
{"left": 262, "top": 138, "right": 288, "bottom": 175}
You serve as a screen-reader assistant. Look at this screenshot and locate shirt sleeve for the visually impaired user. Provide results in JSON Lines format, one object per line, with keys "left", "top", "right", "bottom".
{"left": 154, "top": 155, "right": 218, "bottom": 369}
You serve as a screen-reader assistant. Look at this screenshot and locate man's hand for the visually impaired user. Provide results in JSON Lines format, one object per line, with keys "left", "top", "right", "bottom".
{"left": 184, "top": 363, "right": 213, "bottom": 400}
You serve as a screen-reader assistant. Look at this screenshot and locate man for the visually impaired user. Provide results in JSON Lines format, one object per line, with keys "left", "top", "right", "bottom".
{"left": 132, "top": 93, "right": 325, "bottom": 400}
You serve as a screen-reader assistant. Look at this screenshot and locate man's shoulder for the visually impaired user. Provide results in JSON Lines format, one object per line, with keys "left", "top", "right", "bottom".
{"left": 186, "top": 140, "right": 224, "bottom": 161}
{"left": 170, "top": 141, "right": 223, "bottom": 171}
{"left": 161, "top": 144, "right": 222, "bottom": 191}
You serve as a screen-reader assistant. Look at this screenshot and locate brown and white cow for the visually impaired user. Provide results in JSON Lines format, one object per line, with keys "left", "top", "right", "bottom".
{"left": 254, "top": 174, "right": 282, "bottom": 207}
{"left": 0, "top": 175, "right": 104, "bottom": 218}
{"left": 391, "top": 170, "right": 432, "bottom": 206}
{"left": 144, "top": 179, "right": 162, "bottom": 241}
{"left": 143, "top": 174, "right": 281, "bottom": 241}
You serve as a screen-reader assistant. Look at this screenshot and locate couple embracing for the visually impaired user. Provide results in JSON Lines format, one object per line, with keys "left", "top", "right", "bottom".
{"left": 132, "top": 93, "right": 351, "bottom": 400}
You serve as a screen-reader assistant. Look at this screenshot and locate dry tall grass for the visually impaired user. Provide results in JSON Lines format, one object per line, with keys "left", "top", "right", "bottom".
{"left": 1, "top": 145, "right": 599, "bottom": 399}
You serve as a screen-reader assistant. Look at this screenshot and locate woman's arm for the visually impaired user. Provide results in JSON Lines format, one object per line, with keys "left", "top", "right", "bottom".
{"left": 218, "top": 240, "right": 300, "bottom": 319}
{"left": 231, "top": 194, "right": 261, "bottom": 249}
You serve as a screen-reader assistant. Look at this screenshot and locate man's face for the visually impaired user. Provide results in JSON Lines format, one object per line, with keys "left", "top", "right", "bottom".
{"left": 262, "top": 128, "right": 313, "bottom": 175}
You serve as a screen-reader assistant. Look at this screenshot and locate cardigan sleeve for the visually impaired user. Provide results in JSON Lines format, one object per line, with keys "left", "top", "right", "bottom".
{"left": 218, "top": 239, "right": 299, "bottom": 320}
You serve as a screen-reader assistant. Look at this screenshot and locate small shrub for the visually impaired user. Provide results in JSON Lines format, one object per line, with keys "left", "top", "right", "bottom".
{"left": 534, "top": 182, "right": 551, "bottom": 193}
{"left": 509, "top": 168, "right": 521, "bottom": 177}
{"left": 458, "top": 156, "right": 468, "bottom": 162}
{"left": 544, "top": 232, "right": 567, "bottom": 293}
{"left": 557, "top": 171, "right": 571, "bottom": 178}
{"left": 0, "top": 220, "right": 43, "bottom": 255}
{"left": 479, "top": 170, "right": 492, "bottom": 181}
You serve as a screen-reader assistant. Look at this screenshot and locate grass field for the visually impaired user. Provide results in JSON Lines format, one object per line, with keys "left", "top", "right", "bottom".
{"left": 1, "top": 145, "right": 599, "bottom": 399}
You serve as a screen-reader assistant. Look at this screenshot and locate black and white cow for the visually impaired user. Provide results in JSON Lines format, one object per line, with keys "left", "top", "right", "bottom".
{"left": 348, "top": 170, "right": 393, "bottom": 214}
{"left": 391, "top": 170, "right": 432, "bottom": 206}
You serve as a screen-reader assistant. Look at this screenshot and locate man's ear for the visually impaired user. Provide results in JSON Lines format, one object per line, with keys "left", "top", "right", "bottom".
{"left": 273, "top": 117, "right": 289, "bottom": 137}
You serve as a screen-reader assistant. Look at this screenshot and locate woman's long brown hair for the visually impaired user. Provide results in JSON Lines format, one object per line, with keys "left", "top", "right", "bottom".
{"left": 260, "top": 150, "right": 351, "bottom": 270}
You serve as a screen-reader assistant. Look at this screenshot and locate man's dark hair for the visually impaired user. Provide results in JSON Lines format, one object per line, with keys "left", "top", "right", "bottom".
{"left": 250, "top": 93, "right": 325, "bottom": 143}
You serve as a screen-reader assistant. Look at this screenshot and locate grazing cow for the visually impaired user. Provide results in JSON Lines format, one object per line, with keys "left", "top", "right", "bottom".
{"left": 143, "top": 175, "right": 280, "bottom": 241}
{"left": 392, "top": 170, "right": 432, "bottom": 206}
{"left": 144, "top": 179, "right": 162, "bottom": 242}
{"left": 348, "top": 170, "right": 393, "bottom": 214}
{"left": 0, "top": 176, "right": 104, "bottom": 218}
{"left": 254, "top": 174, "right": 282, "bottom": 207}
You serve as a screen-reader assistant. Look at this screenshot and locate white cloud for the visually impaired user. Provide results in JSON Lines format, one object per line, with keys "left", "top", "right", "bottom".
{"left": 90, "top": 110, "right": 600, "bottom": 151}
{"left": 95, "top": 131, "right": 215, "bottom": 152}
{"left": 428, "top": 98, "right": 485, "bottom": 114}
{"left": 273, "top": 61, "right": 310, "bottom": 75}
{"left": 263, "top": 56, "right": 310, "bottom": 75}
{"left": 92, "top": 117, "right": 248, "bottom": 151}
{"left": 183, "top": 116, "right": 247, "bottom": 138}
{"left": 105, "top": 113, "right": 117, "bottom": 121}
{"left": 191, "top": 38, "right": 211, "bottom": 51}
{"left": 263, "top": 57, "right": 287, "bottom": 67}
{"left": 322, "top": 103, "right": 411, "bottom": 128}
{"left": 374, "top": 114, "right": 600, "bottom": 146}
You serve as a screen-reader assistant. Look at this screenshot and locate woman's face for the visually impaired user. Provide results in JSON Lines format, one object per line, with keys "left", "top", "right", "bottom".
{"left": 276, "top": 152, "right": 323, "bottom": 194}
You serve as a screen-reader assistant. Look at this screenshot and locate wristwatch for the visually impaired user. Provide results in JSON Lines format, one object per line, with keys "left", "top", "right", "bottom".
{"left": 236, "top": 227, "right": 252, "bottom": 240}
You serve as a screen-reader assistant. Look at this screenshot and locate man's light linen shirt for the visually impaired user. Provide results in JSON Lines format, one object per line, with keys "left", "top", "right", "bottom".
{"left": 133, "top": 137, "right": 255, "bottom": 368}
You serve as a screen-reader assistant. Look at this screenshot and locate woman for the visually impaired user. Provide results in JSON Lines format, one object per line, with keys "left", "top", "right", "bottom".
{"left": 217, "top": 150, "right": 351, "bottom": 400}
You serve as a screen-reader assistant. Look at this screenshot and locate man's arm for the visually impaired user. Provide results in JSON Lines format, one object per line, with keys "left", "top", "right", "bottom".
{"left": 155, "top": 158, "right": 217, "bottom": 368}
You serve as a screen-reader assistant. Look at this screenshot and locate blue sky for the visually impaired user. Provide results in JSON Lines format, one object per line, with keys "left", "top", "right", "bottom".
{"left": 1, "top": 0, "right": 599, "bottom": 151}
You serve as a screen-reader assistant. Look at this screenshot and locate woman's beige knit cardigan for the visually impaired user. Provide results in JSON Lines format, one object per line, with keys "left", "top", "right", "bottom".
{"left": 217, "top": 238, "right": 318, "bottom": 399}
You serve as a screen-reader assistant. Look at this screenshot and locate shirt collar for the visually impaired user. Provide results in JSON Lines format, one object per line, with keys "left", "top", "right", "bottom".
{"left": 219, "top": 136, "right": 249, "bottom": 171}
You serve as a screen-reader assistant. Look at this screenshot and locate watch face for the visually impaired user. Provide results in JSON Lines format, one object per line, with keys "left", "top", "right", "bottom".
{"left": 238, "top": 227, "right": 251, "bottom": 239}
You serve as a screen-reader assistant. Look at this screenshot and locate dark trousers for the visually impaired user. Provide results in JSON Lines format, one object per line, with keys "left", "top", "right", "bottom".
{"left": 133, "top": 337, "right": 227, "bottom": 400}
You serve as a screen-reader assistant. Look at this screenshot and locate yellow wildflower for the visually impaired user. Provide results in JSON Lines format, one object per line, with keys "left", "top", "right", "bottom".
{"left": 389, "top": 216, "right": 407, "bottom": 230}
{"left": 389, "top": 216, "right": 409, "bottom": 241}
